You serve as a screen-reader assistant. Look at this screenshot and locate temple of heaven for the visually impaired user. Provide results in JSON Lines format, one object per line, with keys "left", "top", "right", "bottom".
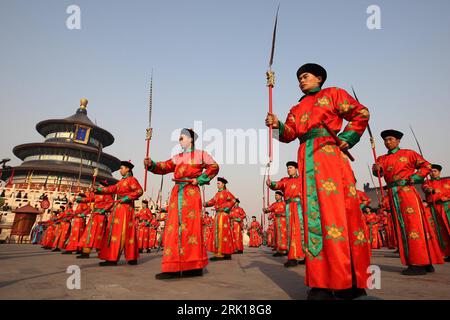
{"left": 10, "top": 98, "right": 120, "bottom": 192}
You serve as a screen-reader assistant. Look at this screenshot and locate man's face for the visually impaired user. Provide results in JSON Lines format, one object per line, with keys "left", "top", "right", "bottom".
{"left": 179, "top": 134, "right": 192, "bottom": 149}
{"left": 119, "top": 165, "right": 130, "bottom": 176}
{"left": 217, "top": 181, "right": 225, "bottom": 189}
{"left": 298, "top": 72, "right": 322, "bottom": 93}
{"left": 431, "top": 168, "right": 441, "bottom": 179}
{"left": 287, "top": 166, "right": 297, "bottom": 176}
{"left": 383, "top": 137, "right": 400, "bottom": 151}
{"left": 143, "top": 202, "right": 148, "bottom": 208}
{"left": 252, "top": 217, "right": 256, "bottom": 222}
{"left": 275, "top": 194, "right": 282, "bottom": 201}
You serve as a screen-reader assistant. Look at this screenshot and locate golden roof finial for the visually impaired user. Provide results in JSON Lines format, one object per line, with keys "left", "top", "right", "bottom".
{"left": 80, "top": 98, "right": 88, "bottom": 111}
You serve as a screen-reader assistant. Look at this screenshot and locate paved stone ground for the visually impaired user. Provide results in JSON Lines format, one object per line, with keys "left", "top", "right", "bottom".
{"left": 0, "top": 244, "right": 449, "bottom": 300}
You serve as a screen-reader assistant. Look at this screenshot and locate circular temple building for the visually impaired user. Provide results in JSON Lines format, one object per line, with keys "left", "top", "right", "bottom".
{"left": 10, "top": 98, "right": 120, "bottom": 192}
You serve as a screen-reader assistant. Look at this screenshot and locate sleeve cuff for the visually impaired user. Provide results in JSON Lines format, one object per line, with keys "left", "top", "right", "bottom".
{"left": 338, "top": 130, "right": 361, "bottom": 148}
{"left": 410, "top": 174, "right": 425, "bottom": 184}
{"left": 224, "top": 207, "right": 231, "bottom": 214}
{"left": 196, "top": 173, "right": 211, "bottom": 186}
{"left": 278, "top": 120, "right": 285, "bottom": 136}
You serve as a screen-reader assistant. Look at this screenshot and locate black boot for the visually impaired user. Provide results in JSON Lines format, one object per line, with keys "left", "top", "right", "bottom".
{"left": 272, "top": 252, "right": 283, "bottom": 257}
{"left": 146, "top": 249, "right": 152, "bottom": 253}
{"left": 155, "top": 272, "right": 181, "bottom": 280}
{"left": 401, "top": 265, "right": 427, "bottom": 276}
{"left": 181, "top": 269, "right": 203, "bottom": 278}
{"left": 444, "top": 256, "right": 450, "bottom": 262}
{"left": 99, "top": 261, "right": 118, "bottom": 267}
{"left": 139, "top": 249, "right": 143, "bottom": 254}
{"left": 51, "top": 248, "right": 61, "bottom": 252}
{"left": 297, "top": 259, "right": 306, "bottom": 265}
{"left": 61, "top": 251, "right": 73, "bottom": 255}
{"left": 223, "top": 254, "right": 232, "bottom": 260}
{"left": 76, "top": 253, "right": 90, "bottom": 259}
{"left": 284, "top": 260, "right": 298, "bottom": 268}
{"left": 127, "top": 260, "right": 138, "bottom": 265}
{"left": 334, "top": 286, "right": 368, "bottom": 300}
{"left": 425, "top": 265, "right": 435, "bottom": 273}
{"left": 307, "top": 288, "right": 335, "bottom": 300}
{"left": 210, "top": 256, "right": 224, "bottom": 261}
{"left": 237, "top": 250, "right": 244, "bottom": 254}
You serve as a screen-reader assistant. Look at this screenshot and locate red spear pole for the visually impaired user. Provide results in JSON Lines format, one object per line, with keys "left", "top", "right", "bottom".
{"left": 144, "top": 72, "right": 154, "bottom": 193}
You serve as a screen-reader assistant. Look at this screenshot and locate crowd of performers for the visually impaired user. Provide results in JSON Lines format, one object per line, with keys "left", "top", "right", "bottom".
{"left": 28, "top": 63, "right": 450, "bottom": 300}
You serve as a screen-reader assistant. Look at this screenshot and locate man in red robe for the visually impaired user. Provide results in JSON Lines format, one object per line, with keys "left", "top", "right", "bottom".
{"left": 202, "top": 211, "right": 214, "bottom": 250}
{"left": 77, "top": 181, "right": 114, "bottom": 259}
{"left": 373, "top": 129, "right": 444, "bottom": 275}
{"left": 52, "top": 203, "right": 74, "bottom": 252}
{"left": 205, "top": 177, "right": 237, "bottom": 261}
{"left": 381, "top": 195, "right": 398, "bottom": 249}
{"left": 229, "top": 199, "right": 246, "bottom": 254}
{"left": 137, "top": 200, "right": 152, "bottom": 253}
{"left": 248, "top": 216, "right": 262, "bottom": 247}
{"left": 422, "top": 164, "right": 450, "bottom": 262}
{"left": 149, "top": 213, "right": 159, "bottom": 250}
{"left": 63, "top": 194, "right": 89, "bottom": 254}
{"left": 145, "top": 128, "right": 219, "bottom": 279}
{"left": 96, "top": 161, "right": 143, "bottom": 266}
{"left": 41, "top": 211, "right": 58, "bottom": 249}
{"left": 266, "top": 63, "right": 371, "bottom": 300}
{"left": 264, "top": 191, "right": 287, "bottom": 257}
{"left": 357, "top": 190, "right": 371, "bottom": 211}
{"left": 267, "top": 161, "right": 305, "bottom": 268}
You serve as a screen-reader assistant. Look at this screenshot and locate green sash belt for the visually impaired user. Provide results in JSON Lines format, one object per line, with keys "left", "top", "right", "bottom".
{"left": 430, "top": 205, "right": 446, "bottom": 249}
{"left": 443, "top": 201, "right": 450, "bottom": 226}
{"left": 298, "top": 128, "right": 330, "bottom": 144}
{"left": 391, "top": 187, "right": 409, "bottom": 260}
{"left": 303, "top": 131, "right": 323, "bottom": 257}
{"left": 386, "top": 180, "right": 411, "bottom": 188}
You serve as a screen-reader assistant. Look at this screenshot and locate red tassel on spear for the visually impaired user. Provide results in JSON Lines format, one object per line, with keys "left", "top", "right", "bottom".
{"left": 144, "top": 71, "right": 154, "bottom": 193}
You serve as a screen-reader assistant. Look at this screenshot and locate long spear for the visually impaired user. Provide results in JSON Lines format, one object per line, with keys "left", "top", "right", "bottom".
{"left": 351, "top": 86, "right": 385, "bottom": 205}
{"left": 264, "top": 5, "right": 280, "bottom": 232}
{"left": 144, "top": 71, "right": 154, "bottom": 193}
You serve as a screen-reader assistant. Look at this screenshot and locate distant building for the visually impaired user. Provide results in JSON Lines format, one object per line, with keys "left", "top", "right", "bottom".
{"left": 0, "top": 98, "right": 121, "bottom": 242}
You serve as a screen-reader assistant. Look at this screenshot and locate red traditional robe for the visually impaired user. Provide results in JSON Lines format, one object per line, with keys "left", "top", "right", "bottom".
{"left": 149, "top": 217, "right": 159, "bottom": 248}
{"left": 137, "top": 208, "right": 152, "bottom": 250}
{"left": 423, "top": 177, "right": 450, "bottom": 257}
{"left": 269, "top": 176, "right": 305, "bottom": 260}
{"left": 376, "top": 148, "right": 443, "bottom": 266}
{"left": 149, "top": 149, "right": 219, "bottom": 272}
{"left": 278, "top": 86, "right": 371, "bottom": 290}
{"left": 202, "top": 215, "right": 214, "bottom": 249}
{"left": 64, "top": 202, "right": 88, "bottom": 251}
{"left": 41, "top": 218, "right": 56, "bottom": 247}
{"left": 229, "top": 206, "right": 246, "bottom": 252}
{"left": 78, "top": 192, "right": 114, "bottom": 250}
{"left": 205, "top": 188, "right": 237, "bottom": 256}
{"left": 97, "top": 173, "right": 143, "bottom": 262}
{"left": 266, "top": 222, "right": 274, "bottom": 247}
{"left": 266, "top": 200, "right": 288, "bottom": 253}
{"left": 249, "top": 221, "right": 262, "bottom": 247}
{"left": 380, "top": 196, "right": 398, "bottom": 249}
{"left": 52, "top": 208, "right": 74, "bottom": 249}
{"left": 357, "top": 190, "right": 371, "bottom": 211}
{"left": 365, "top": 212, "right": 382, "bottom": 249}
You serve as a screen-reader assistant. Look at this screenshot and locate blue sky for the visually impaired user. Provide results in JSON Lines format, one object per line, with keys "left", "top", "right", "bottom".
{"left": 1, "top": 0, "right": 449, "bottom": 217}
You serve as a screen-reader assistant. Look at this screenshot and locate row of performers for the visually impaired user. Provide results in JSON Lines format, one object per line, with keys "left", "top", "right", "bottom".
{"left": 30, "top": 132, "right": 262, "bottom": 281}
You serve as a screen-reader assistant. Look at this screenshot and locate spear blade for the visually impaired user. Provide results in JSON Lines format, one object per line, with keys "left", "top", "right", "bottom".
{"left": 268, "top": 4, "right": 280, "bottom": 68}
{"left": 409, "top": 125, "right": 424, "bottom": 157}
